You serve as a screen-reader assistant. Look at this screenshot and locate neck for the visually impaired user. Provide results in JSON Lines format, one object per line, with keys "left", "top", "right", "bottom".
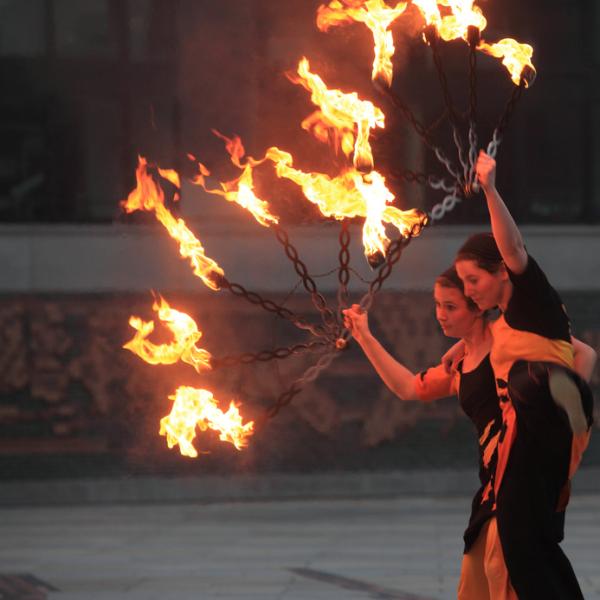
{"left": 498, "top": 280, "right": 514, "bottom": 312}
{"left": 463, "top": 318, "right": 490, "bottom": 354}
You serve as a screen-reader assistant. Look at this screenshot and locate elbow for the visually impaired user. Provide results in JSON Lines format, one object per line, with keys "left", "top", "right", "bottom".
{"left": 392, "top": 384, "right": 418, "bottom": 402}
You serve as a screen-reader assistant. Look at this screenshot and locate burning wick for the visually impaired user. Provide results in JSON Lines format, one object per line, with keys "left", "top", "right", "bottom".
{"left": 335, "top": 337, "right": 349, "bottom": 350}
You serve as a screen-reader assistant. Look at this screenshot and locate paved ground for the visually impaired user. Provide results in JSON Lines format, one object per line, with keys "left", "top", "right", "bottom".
{"left": 1, "top": 494, "right": 599, "bottom": 600}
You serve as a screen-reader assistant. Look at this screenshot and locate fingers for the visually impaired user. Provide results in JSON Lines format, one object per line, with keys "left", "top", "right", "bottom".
{"left": 342, "top": 304, "right": 366, "bottom": 332}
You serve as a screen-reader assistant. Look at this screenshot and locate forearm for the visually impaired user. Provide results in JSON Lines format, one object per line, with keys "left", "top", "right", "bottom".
{"left": 355, "top": 332, "right": 418, "bottom": 400}
{"left": 483, "top": 185, "right": 527, "bottom": 272}
{"left": 573, "top": 337, "right": 597, "bottom": 382}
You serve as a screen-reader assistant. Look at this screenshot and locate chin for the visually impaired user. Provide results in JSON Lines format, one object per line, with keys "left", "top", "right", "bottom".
{"left": 475, "top": 299, "right": 492, "bottom": 311}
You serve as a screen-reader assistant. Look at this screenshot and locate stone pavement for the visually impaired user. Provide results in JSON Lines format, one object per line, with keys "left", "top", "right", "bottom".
{"left": 1, "top": 494, "right": 599, "bottom": 600}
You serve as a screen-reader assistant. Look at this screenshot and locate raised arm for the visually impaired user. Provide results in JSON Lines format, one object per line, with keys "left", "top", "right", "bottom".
{"left": 476, "top": 151, "right": 528, "bottom": 274}
{"left": 343, "top": 304, "right": 418, "bottom": 400}
{"left": 572, "top": 336, "right": 598, "bottom": 382}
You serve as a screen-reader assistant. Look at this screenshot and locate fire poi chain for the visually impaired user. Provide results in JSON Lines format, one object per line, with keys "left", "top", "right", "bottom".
{"left": 121, "top": 0, "right": 536, "bottom": 458}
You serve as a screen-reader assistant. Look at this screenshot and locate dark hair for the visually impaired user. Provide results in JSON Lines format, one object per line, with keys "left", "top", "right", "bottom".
{"left": 455, "top": 232, "right": 503, "bottom": 274}
{"left": 435, "top": 266, "right": 479, "bottom": 312}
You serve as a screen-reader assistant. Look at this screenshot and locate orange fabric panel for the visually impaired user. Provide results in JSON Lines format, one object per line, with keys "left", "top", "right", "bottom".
{"left": 413, "top": 363, "right": 458, "bottom": 402}
{"left": 493, "top": 403, "right": 517, "bottom": 504}
{"left": 458, "top": 518, "right": 518, "bottom": 600}
{"left": 490, "top": 316, "right": 574, "bottom": 390}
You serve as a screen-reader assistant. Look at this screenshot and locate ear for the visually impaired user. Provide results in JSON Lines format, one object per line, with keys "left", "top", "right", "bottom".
{"left": 498, "top": 262, "right": 510, "bottom": 282}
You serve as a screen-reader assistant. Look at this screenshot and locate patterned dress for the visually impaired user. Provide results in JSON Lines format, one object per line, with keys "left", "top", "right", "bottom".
{"left": 488, "top": 255, "right": 594, "bottom": 600}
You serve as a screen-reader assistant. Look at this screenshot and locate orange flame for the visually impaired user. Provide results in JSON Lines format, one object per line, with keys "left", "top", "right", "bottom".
{"left": 197, "top": 131, "right": 279, "bottom": 228}
{"left": 157, "top": 168, "right": 181, "bottom": 189}
{"left": 122, "top": 157, "right": 224, "bottom": 290}
{"left": 266, "top": 147, "right": 426, "bottom": 257}
{"left": 124, "top": 295, "right": 212, "bottom": 372}
{"left": 478, "top": 38, "right": 536, "bottom": 87}
{"left": 291, "top": 57, "right": 385, "bottom": 172}
{"left": 410, "top": 1, "right": 534, "bottom": 86}
{"left": 317, "top": 0, "right": 408, "bottom": 86}
{"left": 159, "top": 386, "right": 254, "bottom": 458}
{"left": 412, "top": 0, "right": 486, "bottom": 40}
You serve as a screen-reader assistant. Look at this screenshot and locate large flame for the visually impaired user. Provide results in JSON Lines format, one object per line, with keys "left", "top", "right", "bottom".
{"left": 437, "top": 0, "right": 486, "bottom": 41}
{"left": 316, "top": 0, "right": 408, "bottom": 86}
{"left": 410, "top": 1, "right": 534, "bottom": 86}
{"left": 267, "top": 147, "right": 426, "bottom": 257}
{"left": 198, "top": 131, "right": 280, "bottom": 227}
{"left": 122, "top": 157, "right": 224, "bottom": 291}
{"left": 478, "top": 39, "right": 536, "bottom": 87}
{"left": 291, "top": 57, "right": 385, "bottom": 173}
{"left": 124, "top": 295, "right": 212, "bottom": 372}
{"left": 160, "top": 386, "right": 255, "bottom": 458}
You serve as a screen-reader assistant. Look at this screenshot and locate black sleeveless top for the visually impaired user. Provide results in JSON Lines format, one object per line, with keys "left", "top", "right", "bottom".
{"left": 458, "top": 354, "right": 503, "bottom": 552}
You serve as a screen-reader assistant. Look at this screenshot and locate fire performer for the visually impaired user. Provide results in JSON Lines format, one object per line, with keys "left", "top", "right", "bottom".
{"left": 343, "top": 267, "right": 595, "bottom": 599}
{"left": 451, "top": 151, "right": 595, "bottom": 599}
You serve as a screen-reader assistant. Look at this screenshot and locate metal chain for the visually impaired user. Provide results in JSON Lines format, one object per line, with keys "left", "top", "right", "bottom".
{"left": 486, "top": 77, "right": 526, "bottom": 159}
{"left": 375, "top": 82, "right": 463, "bottom": 183}
{"left": 424, "top": 26, "right": 469, "bottom": 189}
{"left": 215, "top": 274, "right": 329, "bottom": 339}
{"left": 391, "top": 169, "right": 456, "bottom": 194}
{"left": 210, "top": 340, "right": 328, "bottom": 369}
{"left": 336, "top": 221, "right": 351, "bottom": 314}
{"left": 467, "top": 26, "right": 480, "bottom": 191}
{"left": 428, "top": 186, "right": 464, "bottom": 222}
{"left": 273, "top": 225, "right": 338, "bottom": 333}
{"left": 264, "top": 349, "right": 340, "bottom": 420}
{"left": 359, "top": 220, "right": 425, "bottom": 313}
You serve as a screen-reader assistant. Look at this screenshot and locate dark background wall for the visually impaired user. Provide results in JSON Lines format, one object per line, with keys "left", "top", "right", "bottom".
{"left": 0, "top": 0, "right": 599, "bottom": 480}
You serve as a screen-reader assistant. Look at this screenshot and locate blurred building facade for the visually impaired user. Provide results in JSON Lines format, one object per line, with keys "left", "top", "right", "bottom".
{"left": 0, "top": 0, "right": 599, "bottom": 478}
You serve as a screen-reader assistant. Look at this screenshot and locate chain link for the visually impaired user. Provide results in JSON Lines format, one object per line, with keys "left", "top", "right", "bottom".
{"left": 375, "top": 82, "right": 463, "bottom": 183}
{"left": 391, "top": 169, "right": 456, "bottom": 194}
{"left": 211, "top": 341, "right": 328, "bottom": 369}
{"left": 359, "top": 220, "right": 425, "bottom": 313}
{"left": 471, "top": 76, "right": 526, "bottom": 193}
{"left": 428, "top": 187, "right": 464, "bottom": 222}
{"left": 216, "top": 274, "right": 329, "bottom": 339}
{"left": 264, "top": 349, "right": 340, "bottom": 420}
{"left": 273, "top": 225, "right": 339, "bottom": 333}
{"left": 425, "top": 26, "right": 469, "bottom": 190}
{"left": 337, "top": 221, "right": 351, "bottom": 314}
{"left": 467, "top": 26, "right": 480, "bottom": 191}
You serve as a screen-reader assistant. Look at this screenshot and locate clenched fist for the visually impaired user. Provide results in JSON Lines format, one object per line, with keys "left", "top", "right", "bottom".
{"left": 475, "top": 150, "right": 496, "bottom": 192}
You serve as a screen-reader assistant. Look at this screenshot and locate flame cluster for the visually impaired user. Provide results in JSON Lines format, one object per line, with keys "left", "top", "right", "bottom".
{"left": 123, "top": 295, "right": 255, "bottom": 457}
{"left": 122, "top": 0, "right": 534, "bottom": 458}
{"left": 160, "top": 387, "right": 254, "bottom": 458}
{"left": 317, "top": 0, "right": 536, "bottom": 87}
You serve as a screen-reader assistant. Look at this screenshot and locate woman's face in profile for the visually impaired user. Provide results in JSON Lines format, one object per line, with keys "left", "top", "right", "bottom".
{"left": 434, "top": 284, "right": 481, "bottom": 339}
{"left": 455, "top": 259, "right": 504, "bottom": 311}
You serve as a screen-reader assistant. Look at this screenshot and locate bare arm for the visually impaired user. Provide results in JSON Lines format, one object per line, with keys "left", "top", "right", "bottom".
{"left": 441, "top": 339, "right": 466, "bottom": 374}
{"left": 343, "top": 305, "right": 418, "bottom": 400}
{"left": 572, "top": 336, "right": 598, "bottom": 382}
{"left": 476, "top": 151, "right": 528, "bottom": 274}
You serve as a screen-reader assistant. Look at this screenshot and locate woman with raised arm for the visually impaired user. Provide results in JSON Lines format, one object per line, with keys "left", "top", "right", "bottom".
{"left": 452, "top": 151, "right": 595, "bottom": 600}
{"left": 344, "top": 270, "right": 506, "bottom": 598}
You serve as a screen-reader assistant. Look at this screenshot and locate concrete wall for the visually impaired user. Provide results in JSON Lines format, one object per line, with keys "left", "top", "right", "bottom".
{"left": 2, "top": 223, "right": 600, "bottom": 293}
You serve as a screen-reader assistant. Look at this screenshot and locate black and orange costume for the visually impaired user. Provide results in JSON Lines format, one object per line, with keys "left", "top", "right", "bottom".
{"left": 488, "top": 255, "right": 594, "bottom": 600}
{"left": 415, "top": 355, "right": 511, "bottom": 598}
{"left": 416, "top": 356, "right": 502, "bottom": 553}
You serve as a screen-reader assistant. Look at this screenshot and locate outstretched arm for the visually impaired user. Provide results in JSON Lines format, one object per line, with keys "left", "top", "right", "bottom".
{"left": 573, "top": 336, "right": 598, "bottom": 382}
{"left": 476, "top": 151, "right": 528, "bottom": 274}
{"left": 343, "top": 304, "right": 418, "bottom": 400}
